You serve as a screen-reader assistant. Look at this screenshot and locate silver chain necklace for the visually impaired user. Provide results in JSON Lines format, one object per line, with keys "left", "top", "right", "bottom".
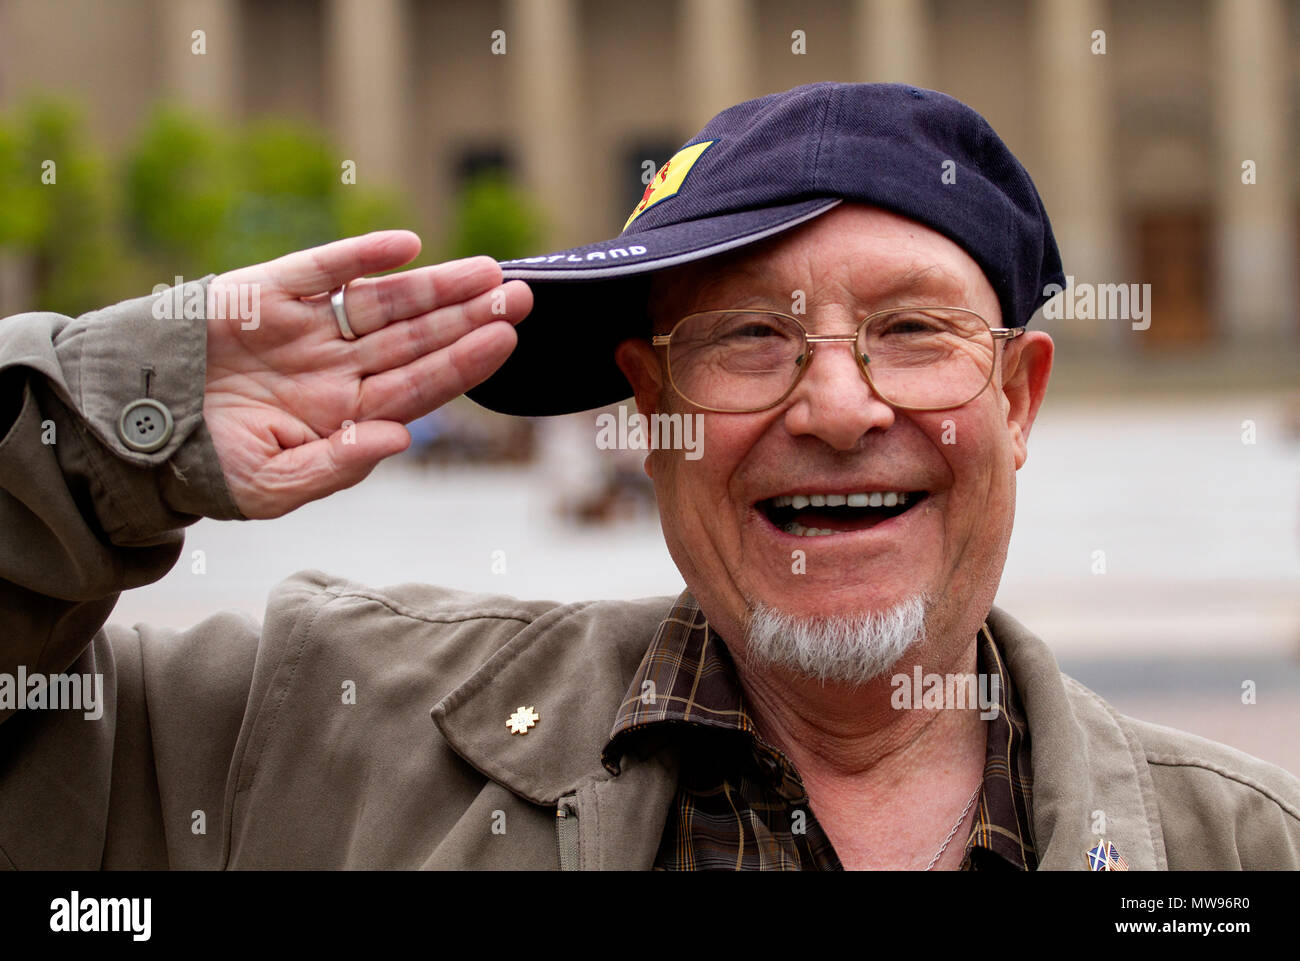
{"left": 922, "top": 781, "right": 984, "bottom": 870}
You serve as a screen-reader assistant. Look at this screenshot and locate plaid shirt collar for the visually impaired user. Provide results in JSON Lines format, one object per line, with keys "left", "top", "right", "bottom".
{"left": 602, "top": 590, "right": 1037, "bottom": 870}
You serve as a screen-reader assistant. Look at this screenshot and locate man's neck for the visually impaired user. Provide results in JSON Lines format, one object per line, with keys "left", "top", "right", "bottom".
{"left": 732, "top": 634, "right": 983, "bottom": 777}
{"left": 731, "top": 634, "right": 990, "bottom": 869}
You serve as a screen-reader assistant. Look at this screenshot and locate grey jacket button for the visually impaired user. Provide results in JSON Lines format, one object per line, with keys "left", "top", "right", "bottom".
{"left": 117, "top": 398, "right": 175, "bottom": 452}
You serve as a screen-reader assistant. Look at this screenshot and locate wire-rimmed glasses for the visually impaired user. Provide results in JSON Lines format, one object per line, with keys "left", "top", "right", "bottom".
{"left": 651, "top": 306, "right": 1024, "bottom": 413}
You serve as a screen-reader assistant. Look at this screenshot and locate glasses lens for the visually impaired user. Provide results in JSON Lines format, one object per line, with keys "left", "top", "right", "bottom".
{"left": 858, "top": 308, "right": 995, "bottom": 409}
{"left": 667, "top": 310, "right": 804, "bottom": 411}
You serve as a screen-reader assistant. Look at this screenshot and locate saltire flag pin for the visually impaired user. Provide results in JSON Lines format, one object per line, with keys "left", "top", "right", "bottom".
{"left": 1086, "top": 838, "right": 1130, "bottom": 871}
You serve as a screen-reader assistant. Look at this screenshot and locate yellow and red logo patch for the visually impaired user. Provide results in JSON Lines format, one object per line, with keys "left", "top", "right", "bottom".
{"left": 624, "top": 140, "right": 715, "bottom": 230}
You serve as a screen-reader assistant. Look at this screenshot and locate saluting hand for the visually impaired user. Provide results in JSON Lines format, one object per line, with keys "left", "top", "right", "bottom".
{"left": 201, "top": 230, "right": 531, "bottom": 519}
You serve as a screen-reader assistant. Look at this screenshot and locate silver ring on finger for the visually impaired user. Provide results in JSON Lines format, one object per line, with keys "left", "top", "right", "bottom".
{"left": 331, "top": 283, "right": 358, "bottom": 341}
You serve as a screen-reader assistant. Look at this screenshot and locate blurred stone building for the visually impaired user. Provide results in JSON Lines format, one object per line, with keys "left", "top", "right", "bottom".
{"left": 1, "top": 0, "right": 1297, "bottom": 353}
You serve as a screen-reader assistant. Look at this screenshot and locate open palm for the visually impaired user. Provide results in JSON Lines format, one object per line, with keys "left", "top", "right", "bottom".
{"left": 202, "top": 230, "right": 531, "bottom": 519}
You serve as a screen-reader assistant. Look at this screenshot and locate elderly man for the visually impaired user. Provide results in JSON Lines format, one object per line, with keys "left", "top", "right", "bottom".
{"left": 1, "top": 83, "right": 1297, "bottom": 871}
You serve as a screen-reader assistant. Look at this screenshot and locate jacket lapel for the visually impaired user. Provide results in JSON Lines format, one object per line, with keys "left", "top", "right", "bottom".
{"left": 430, "top": 596, "right": 681, "bottom": 868}
{"left": 988, "top": 605, "right": 1168, "bottom": 870}
{"left": 432, "top": 595, "right": 1168, "bottom": 870}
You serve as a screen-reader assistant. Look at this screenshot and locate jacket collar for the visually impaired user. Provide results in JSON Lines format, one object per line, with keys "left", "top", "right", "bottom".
{"left": 429, "top": 595, "right": 684, "bottom": 870}
{"left": 431, "top": 593, "right": 1167, "bottom": 870}
{"left": 430, "top": 595, "right": 675, "bottom": 806}
{"left": 986, "top": 606, "right": 1168, "bottom": 870}
{"left": 603, "top": 591, "right": 1039, "bottom": 869}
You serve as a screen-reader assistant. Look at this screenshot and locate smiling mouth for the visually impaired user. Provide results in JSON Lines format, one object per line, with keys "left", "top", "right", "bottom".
{"left": 757, "top": 490, "right": 930, "bottom": 537}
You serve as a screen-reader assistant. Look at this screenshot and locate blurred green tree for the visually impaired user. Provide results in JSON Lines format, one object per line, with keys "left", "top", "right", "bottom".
{"left": 0, "top": 99, "right": 118, "bottom": 316}
{"left": 442, "top": 171, "right": 545, "bottom": 262}
{"left": 123, "top": 107, "right": 415, "bottom": 279}
{"left": 1, "top": 98, "right": 547, "bottom": 319}
{"left": 121, "top": 108, "right": 231, "bottom": 270}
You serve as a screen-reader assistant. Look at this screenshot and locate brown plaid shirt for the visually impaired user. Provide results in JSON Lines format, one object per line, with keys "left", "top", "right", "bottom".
{"left": 601, "top": 592, "right": 1037, "bottom": 870}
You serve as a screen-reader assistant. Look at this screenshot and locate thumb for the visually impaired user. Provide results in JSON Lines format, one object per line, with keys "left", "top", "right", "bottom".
{"left": 247, "top": 420, "right": 411, "bottom": 518}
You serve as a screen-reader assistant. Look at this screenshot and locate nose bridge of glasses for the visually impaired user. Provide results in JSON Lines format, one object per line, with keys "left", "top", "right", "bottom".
{"left": 795, "top": 328, "right": 883, "bottom": 407}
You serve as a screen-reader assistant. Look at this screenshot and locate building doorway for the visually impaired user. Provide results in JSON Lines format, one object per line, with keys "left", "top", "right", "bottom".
{"left": 1132, "top": 209, "right": 1214, "bottom": 347}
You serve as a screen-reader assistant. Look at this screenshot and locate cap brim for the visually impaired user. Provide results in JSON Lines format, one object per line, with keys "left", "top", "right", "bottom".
{"left": 466, "top": 198, "right": 841, "bottom": 416}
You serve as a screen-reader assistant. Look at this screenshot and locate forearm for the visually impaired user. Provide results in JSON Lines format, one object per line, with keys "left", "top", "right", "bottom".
{"left": 0, "top": 278, "right": 244, "bottom": 684}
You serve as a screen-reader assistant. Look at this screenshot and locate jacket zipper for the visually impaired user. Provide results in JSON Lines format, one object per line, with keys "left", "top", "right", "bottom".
{"left": 555, "top": 795, "right": 580, "bottom": 871}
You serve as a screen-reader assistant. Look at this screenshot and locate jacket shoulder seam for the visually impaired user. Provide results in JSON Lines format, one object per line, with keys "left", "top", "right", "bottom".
{"left": 316, "top": 584, "right": 554, "bottom": 627}
{"left": 1145, "top": 753, "right": 1300, "bottom": 823}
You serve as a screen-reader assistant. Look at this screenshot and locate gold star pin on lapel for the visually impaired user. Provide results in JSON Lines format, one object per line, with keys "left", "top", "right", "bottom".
{"left": 507, "top": 705, "right": 540, "bottom": 735}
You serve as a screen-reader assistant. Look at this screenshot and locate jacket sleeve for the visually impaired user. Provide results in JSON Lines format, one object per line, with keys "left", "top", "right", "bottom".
{"left": 0, "top": 278, "right": 257, "bottom": 868}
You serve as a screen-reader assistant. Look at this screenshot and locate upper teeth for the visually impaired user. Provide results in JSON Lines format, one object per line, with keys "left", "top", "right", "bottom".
{"left": 771, "top": 492, "right": 910, "bottom": 509}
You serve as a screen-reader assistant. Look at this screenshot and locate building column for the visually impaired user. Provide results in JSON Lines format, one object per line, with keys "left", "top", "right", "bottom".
{"left": 1212, "top": 0, "right": 1295, "bottom": 342}
{"left": 679, "top": 0, "right": 755, "bottom": 131}
{"left": 853, "top": 0, "right": 930, "bottom": 86}
{"left": 324, "top": 0, "right": 410, "bottom": 188}
{"left": 1032, "top": 0, "right": 1119, "bottom": 343}
{"left": 156, "top": 0, "right": 239, "bottom": 117}
{"left": 506, "top": 0, "right": 586, "bottom": 248}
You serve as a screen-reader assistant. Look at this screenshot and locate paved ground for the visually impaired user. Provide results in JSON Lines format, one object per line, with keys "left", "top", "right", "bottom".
{"left": 110, "top": 390, "right": 1300, "bottom": 773}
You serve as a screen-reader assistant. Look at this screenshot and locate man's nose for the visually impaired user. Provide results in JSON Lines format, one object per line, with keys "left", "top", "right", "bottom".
{"left": 780, "top": 338, "right": 896, "bottom": 450}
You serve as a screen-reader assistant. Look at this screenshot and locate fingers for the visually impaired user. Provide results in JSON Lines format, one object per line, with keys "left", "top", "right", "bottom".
{"left": 357, "top": 321, "right": 519, "bottom": 424}
{"left": 351, "top": 279, "right": 532, "bottom": 375}
{"left": 240, "top": 421, "right": 412, "bottom": 519}
{"left": 265, "top": 230, "right": 423, "bottom": 297}
{"left": 336, "top": 256, "right": 506, "bottom": 337}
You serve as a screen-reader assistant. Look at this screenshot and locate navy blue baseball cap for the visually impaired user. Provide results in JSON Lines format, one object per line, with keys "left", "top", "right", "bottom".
{"left": 468, "top": 81, "right": 1065, "bottom": 417}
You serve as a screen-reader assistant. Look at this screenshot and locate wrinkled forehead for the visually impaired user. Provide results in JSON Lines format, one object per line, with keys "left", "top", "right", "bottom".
{"left": 646, "top": 205, "right": 1000, "bottom": 330}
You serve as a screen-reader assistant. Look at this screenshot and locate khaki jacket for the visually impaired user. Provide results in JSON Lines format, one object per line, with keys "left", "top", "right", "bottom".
{"left": 2, "top": 280, "right": 1298, "bottom": 870}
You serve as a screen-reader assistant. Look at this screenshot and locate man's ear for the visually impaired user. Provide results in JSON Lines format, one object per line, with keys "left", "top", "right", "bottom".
{"left": 1000, "top": 330, "right": 1053, "bottom": 470}
{"left": 615, "top": 338, "right": 664, "bottom": 420}
{"left": 615, "top": 338, "right": 664, "bottom": 479}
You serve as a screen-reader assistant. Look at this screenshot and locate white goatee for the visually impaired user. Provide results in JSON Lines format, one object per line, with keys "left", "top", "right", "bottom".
{"left": 742, "top": 593, "right": 930, "bottom": 687}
